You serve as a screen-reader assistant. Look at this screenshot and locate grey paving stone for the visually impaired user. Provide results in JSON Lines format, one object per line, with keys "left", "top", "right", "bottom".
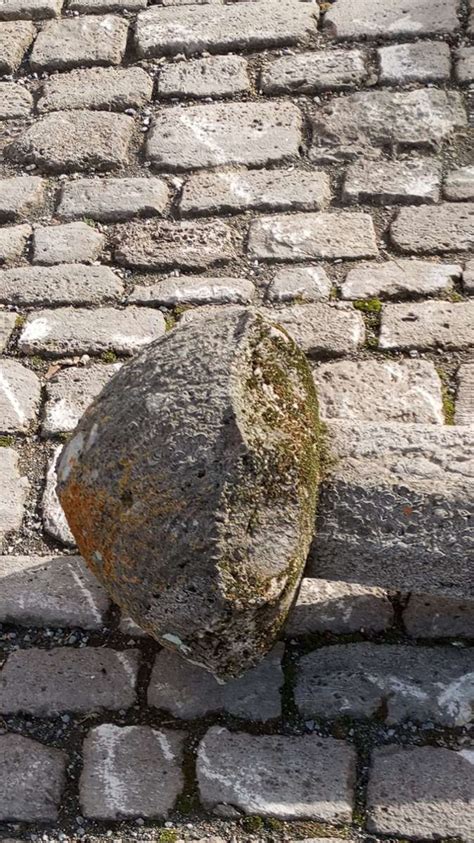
{"left": 148, "top": 644, "right": 283, "bottom": 721}
{"left": 259, "top": 304, "right": 365, "bottom": 357}
{"left": 43, "top": 363, "right": 121, "bottom": 435}
{"left": 285, "top": 578, "right": 394, "bottom": 636}
{"left": 379, "top": 300, "right": 474, "bottom": 351}
{"left": 0, "top": 449, "right": 28, "bottom": 546}
{"left": 130, "top": 276, "right": 255, "bottom": 307}
{"left": 80, "top": 725, "right": 185, "bottom": 819}
{"left": 135, "top": 1, "right": 318, "bottom": 59}
{"left": 456, "top": 363, "right": 474, "bottom": 426}
{"left": 146, "top": 101, "right": 302, "bottom": 171}
{"left": 313, "top": 360, "right": 444, "bottom": 424}
{"left": 0, "top": 265, "right": 123, "bottom": 306}
{"left": 0, "top": 82, "right": 33, "bottom": 119}
{"left": 456, "top": 46, "right": 474, "bottom": 83}
{"left": 342, "top": 158, "right": 441, "bottom": 205}
{"left": 341, "top": 259, "right": 460, "bottom": 300}
{"left": 30, "top": 14, "right": 129, "bottom": 71}
{"left": 38, "top": 66, "right": 153, "bottom": 113}
{"left": 0, "top": 223, "right": 31, "bottom": 264}
{"left": 444, "top": 165, "right": 474, "bottom": 201}
{"left": 464, "top": 259, "right": 474, "bottom": 293}
{"left": 0, "top": 554, "right": 110, "bottom": 628}
{"left": 261, "top": 49, "right": 367, "bottom": 94}
{"left": 0, "top": 20, "right": 35, "bottom": 73}
{"left": 158, "top": 55, "right": 250, "bottom": 98}
{"left": 0, "top": 647, "right": 139, "bottom": 715}
{"left": 378, "top": 41, "right": 451, "bottom": 84}
{"left": 115, "top": 219, "right": 237, "bottom": 270}
{"left": 197, "top": 727, "right": 355, "bottom": 821}
{"left": 181, "top": 168, "right": 330, "bottom": 217}
{"left": 266, "top": 266, "right": 332, "bottom": 303}
{"left": 70, "top": 0, "right": 146, "bottom": 10}
{"left": 0, "top": 359, "right": 41, "bottom": 433}
{"left": 367, "top": 746, "right": 474, "bottom": 839}
{"left": 324, "top": 0, "right": 460, "bottom": 39}
{"left": 18, "top": 306, "right": 165, "bottom": 357}
{"left": 58, "top": 177, "right": 168, "bottom": 223}
{"left": 33, "top": 222, "right": 104, "bottom": 265}
{"left": 0, "top": 0, "right": 62, "bottom": 19}
{"left": 7, "top": 111, "right": 134, "bottom": 174}
{"left": 0, "top": 734, "right": 66, "bottom": 822}
{"left": 295, "top": 642, "right": 474, "bottom": 726}
{"left": 248, "top": 212, "right": 378, "bottom": 261}
{"left": 0, "top": 312, "right": 16, "bottom": 352}
{"left": 42, "top": 446, "right": 75, "bottom": 546}
{"left": 391, "top": 203, "right": 474, "bottom": 253}
{"left": 403, "top": 593, "right": 474, "bottom": 639}
{"left": 0, "top": 176, "right": 45, "bottom": 223}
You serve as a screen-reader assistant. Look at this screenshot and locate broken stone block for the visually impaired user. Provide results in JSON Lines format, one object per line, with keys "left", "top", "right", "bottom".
{"left": 115, "top": 219, "right": 237, "bottom": 270}
{"left": 30, "top": 14, "right": 129, "bottom": 71}
{"left": 57, "top": 310, "right": 321, "bottom": 679}
{"left": 0, "top": 359, "right": 41, "bottom": 433}
{"left": 248, "top": 212, "right": 378, "bottom": 261}
{"left": 0, "top": 734, "right": 66, "bottom": 822}
{"left": 38, "top": 66, "right": 153, "bottom": 113}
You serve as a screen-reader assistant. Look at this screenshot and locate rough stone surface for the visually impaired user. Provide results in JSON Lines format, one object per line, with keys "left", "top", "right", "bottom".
{"left": 129, "top": 276, "right": 255, "bottom": 307}
{"left": 0, "top": 20, "right": 35, "bottom": 73}
{"left": 378, "top": 41, "right": 452, "bottom": 84}
{"left": 341, "top": 260, "right": 460, "bottom": 300}
{"left": 0, "top": 224, "right": 31, "bottom": 264}
{"left": 0, "top": 734, "right": 66, "bottom": 822}
{"left": 38, "top": 66, "right": 153, "bottom": 112}
{"left": 403, "top": 593, "right": 474, "bottom": 639}
{"left": 464, "top": 259, "right": 474, "bottom": 293}
{"left": 0, "top": 312, "right": 16, "bottom": 352}
{"left": 391, "top": 204, "right": 474, "bottom": 253}
{"left": 0, "top": 358, "right": 41, "bottom": 433}
{"left": 58, "top": 177, "right": 169, "bottom": 222}
{"left": 0, "top": 176, "right": 45, "bottom": 222}
{"left": 56, "top": 311, "right": 321, "bottom": 679}
{"left": 0, "top": 82, "right": 33, "bottom": 119}
{"left": 0, "top": 449, "right": 28, "bottom": 545}
{"left": 324, "top": 0, "right": 460, "bottom": 39}
{"left": 379, "top": 301, "right": 474, "bottom": 351}
{"left": 266, "top": 266, "right": 332, "bottom": 303}
{"left": 42, "top": 447, "right": 75, "bottom": 546}
{"left": 197, "top": 727, "right": 355, "bottom": 821}
{"left": 248, "top": 213, "right": 378, "bottom": 261}
{"left": 0, "top": 264, "right": 123, "bottom": 306}
{"left": 70, "top": 0, "right": 146, "bottom": 10}
{"left": 0, "top": 0, "right": 62, "bottom": 18}
{"left": 115, "top": 219, "right": 237, "bottom": 270}
{"left": 285, "top": 579, "right": 394, "bottom": 636}
{"left": 30, "top": 14, "right": 129, "bottom": 71}
{"left": 43, "top": 363, "right": 121, "bottom": 436}
{"left": 33, "top": 222, "right": 105, "bottom": 264}
{"left": 444, "top": 166, "right": 474, "bottom": 201}
{"left": 456, "top": 363, "right": 474, "bottom": 426}
{"left": 456, "top": 46, "right": 474, "bottom": 83}
{"left": 158, "top": 55, "right": 250, "bottom": 98}
{"left": 261, "top": 49, "right": 367, "bottom": 94}
{"left": 259, "top": 304, "right": 365, "bottom": 357}
{"left": 342, "top": 158, "right": 441, "bottom": 205}
{"left": 80, "top": 725, "right": 185, "bottom": 819}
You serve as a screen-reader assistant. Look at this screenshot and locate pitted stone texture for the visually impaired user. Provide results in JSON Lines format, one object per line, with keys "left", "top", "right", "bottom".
{"left": 0, "top": 177, "right": 45, "bottom": 222}
{"left": 404, "top": 593, "right": 474, "bottom": 639}
{"left": 0, "top": 449, "right": 28, "bottom": 546}
{"left": 311, "top": 90, "right": 466, "bottom": 162}
{"left": 0, "top": 359, "right": 41, "bottom": 433}
{"left": 0, "top": 20, "right": 35, "bottom": 72}
{"left": 285, "top": 579, "right": 394, "bottom": 636}
{"left": 367, "top": 746, "right": 474, "bottom": 840}
{"left": 342, "top": 158, "right": 441, "bottom": 205}
{"left": 456, "top": 47, "right": 474, "bottom": 83}
{"left": 181, "top": 169, "right": 330, "bottom": 217}
{"left": 7, "top": 111, "right": 134, "bottom": 174}
{"left": 444, "top": 166, "right": 474, "bottom": 201}
{"left": 30, "top": 14, "right": 128, "bottom": 71}
{"left": 0, "top": 224, "right": 31, "bottom": 264}
{"left": 248, "top": 213, "right": 378, "bottom": 261}
{"left": 115, "top": 219, "right": 237, "bottom": 270}
{"left": 0, "top": 83, "right": 33, "bottom": 119}
{"left": 70, "top": 0, "right": 146, "bottom": 10}
{"left": 43, "top": 447, "right": 75, "bottom": 546}
{"left": 148, "top": 644, "right": 283, "bottom": 721}
{"left": 266, "top": 266, "right": 332, "bottom": 303}
{"left": 135, "top": 1, "right": 318, "bottom": 59}
{"left": 324, "top": 0, "right": 460, "bottom": 39}
{"left": 0, "top": 0, "right": 62, "bottom": 18}
{"left": 0, "top": 735, "right": 66, "bottom": 822}
{"left": 18, "top": 307, "right": 165, "bottom": 357}
{"left": 261, "top": 49, "right": 367, "bottom": 94}
{"left": 197, "top": 727, "right": 355, "bottom": 821}
{"left": 295, "top": 642, "right": 474, "bottom": 726}
{"left": 38, "top": 67, "right": 153, "bottom": 113}
{"left": 58, "top": 177, "right": 169, "bottom": 222}
{"left": 80, "top": 725, "right": 185, "bottom": 819}
{"left": 130, "top": 276, "right": 255, "bottom": 307}
{"left": 0, "top": 265, "right": 123, "bottom": 306}
{"left": 147, "top": 102, "right": 302, "bottom": 171}
{"left": 0, "top": 312, "right": 16, "bottom": 352}
{"left": 0, "top": 554, "right": 110, "bottom": 628}
{"left": 57, "top": 311, "right": 320, "bottom": 679}
{"left": 314, "top": 360, "right": 443, "bottom": 424}
{"left": 378, "top": 41, "right": 451, "bottom": 84}
{"left": 33, "top": 222, "right": 104, "bottom": 265}
{"left": 43, "top": 363, "right": 121, "bottom": 436}
{"left": 0, "top": 648, "right": 139, "bottom": 715}
{"left": 341, "top": 260, "right": 460, "bottom": 300}
{"left": 259, "top": 304, "right": 365, "bottom": 357}
{"left": 310, "top": 422, "right": 473, "bottom": 598}
{"left": 379, "top": 301, "right": 474, "bottom": 351}
{"left": 391, "top": 204, "right": 474, "bottom": 253}
{"left": 158, "top": 55, "right": 250, "bottom": 98}
{"left": 456, "top": 363, "right": 474, "bottom": 426}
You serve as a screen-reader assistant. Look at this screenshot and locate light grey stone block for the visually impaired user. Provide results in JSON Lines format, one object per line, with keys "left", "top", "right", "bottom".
{"left": 266, "top": 266, "right": 332, "bottom": 303}
{"left": 115, "top": 219, "right": 237, "bottom": 270}
{"left": 260, "top": 303, "right": 365, "bottom": 356}
{"left": 0, "top": 312, "right": 16, "bottom": 352}
{"left": 456, "top": 46, "right": 474, "bottom": 83}
{"left": 42, "top": 446, "right": 75, "bottom": 546}
{"left": 58, "top": 177, "right": 169, "bottom": 222}
{"left": 403, "top": 592, "right": 474, "bottom": 639}
{"left": 341, "top": 260, "right": 460, "bottom": 300}
{"left": 379, "top": 301, "right": 474, "bottom": 351}
{"left": 0, "top": 734, "right": 66, "bottom": 822}
{"left": 464, "top": 259, "right": 474, "bottom": 293}
{"left": 0, "top": 224, "right": 31, "bottom": 264}
{"left": 0, "top": 0, "right": 62, "bottom": 19}
{"left": 33, "top": 222, "right": 104, "bottom": 265}
{"left": 378, "top": 41, "right": 451, "bottom": 84}
{"left": 444, "top": 165, "right": 474, "bottom": 201}
{"left": 0, "top": 449, "right": 28, "bottom": 546}
{"left": 43, "top": 363, "right": 121, "bottom": 436}
{"left": 342, "top": 158, "right": 441, "bottom": 205}
{"left": 391, "top": 203, "right": 474, "bottom": 253}
{"left": 70, "top": 0, "right": 146, "bottom": 10}
{"left": 30, "top": 14, "right": 128, "bottom": 71}
{"left": 0, "top": 176, "right": 45, "bottom": 222}
{"left": 285, "top": 579, "right": 394, "bottom": 636}
{"left": 158, "top": 55, "right": 250, "bottom": 98}
{"left": 38, "top": 66, "right": 153, "bottom": 113}
{"left": 248, "top": 212, "right": 378, "bottom": 261}
{"left": 261, "top": 49, "right": 367, "bottom": 94}
{"left": 456, "top": 363, "right": 474, "bottom": 426}
{"left": 0, "top": 359, "right": 41, "bottom": 433}
{"left": 324, "top": 0, "right": 460, "bottom": 39}
{"left": 0, "top": 20, "right": 35, "bottom": 73}
{"left": 0, "top": 82, "right": 33, "bottom": 119}
{"left": 0, "top": 264, "right": 124, "bottom": 306}
{"left": 129, "top": 276, "right": 255, "bottom": 306}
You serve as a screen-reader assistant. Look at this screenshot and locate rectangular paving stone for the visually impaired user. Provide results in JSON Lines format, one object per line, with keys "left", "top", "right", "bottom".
{"left": 0, "top": 0, "right": 62, "bottom": 19}
{"left": 259, "top": 303, "right": 365, "bottom": 357}
{"left": 0, "top": 312, "right": 17, "bottom": 352}
{"left": 0, "top": 223, "right": 31, "bottom": 264}
{"left": 197, "top": 727, "right": 355, "bottom": 822}
{"left": 130, "top": 276, "right": 255, "bottom": 307}
{"left": 33, "top": 222, "right": 104, "bottom": 264}
{"left": 30, "top": 14, "right": 128, "bottom": 71}
{"left": 42, "top": 446, "right": 76, "bottom": 546}
{"left": 379, "top": 301, "right": 474, "bottom": 351}
{"left": 341, "top": 260, "right": 461, "bottom": 300}
{"left": 0, "top": 648, "right": 139, "bottom": 715}
{"left": 266, "top": 266, "right": 332, "bottom": 303}
{"left": 135, "top": 1, "right": 318, "bottom": 59}
{"left": 324, "top": 0, "right": 460, "bottom": 39}
{"left": 43, "top": 363, "right": 120, "bottom": 435}
{"left": 456, "top": 363, "right": 474, "bottom": 426}
{"left": 0, "top": 449, "right": 28, "bottom": 547}
{"left": 181, "top": 168, "right": 330, "bottom": 217}
{"left": 248, "top": 212, "right": 378, "bottom": 261}
{"left": 18, "top": 306, "right": 166, "bottom": 356}
{"left": 391, "top": 204, "right": 474, "bottom": 253}
{"left": 367, "top": 746, "right": 474, "bottom": 839}
{"left": 0, "top": 176, "right": 45, "bottom": 222}
{"left": 146, "top": 101, "right": 302, "bottom": 171}
{"left": 444, "top": 165, "right": 474, "bottom": 201}
{"left": 70, "top": 0, "right": 146, "bottom": 10}
{"left": 285, "top": 579, "right": 394, "bottom": 636}
{"left": 0, "top": 734, "right": 66, "bottom": 822}
{"left": 80, "top": 725, "right": 185, "bottom": 819}
{"left": 115, "top": 219, "right": 237, "bottom": 270}
{"left": 456, "top": 46, "right": 474, "bottom": 83}
{"left": 58, "top": 177, "right": 169, "bottom": 222}
{"left": 0, "top": 265, "right": 123, "bottom": 306}
{"left": 378, "top": 41, "right": 451, "bottom": 84}
{"left": 403, "top": 593, "right": 474, "bottom": 639}
{"left": 38, "top": 66, "right": 153, "bottom": 113}
{"left": 0, "top": 555, "right": 110, "bottom": 628}
{"left": 342, "top": 158, "right": 441, "bottom": 205}
{"left": 158, "top": 55, "right": 250, "bottom": 98}
{"left": 0, "top": 82, "right": 33, "bottom": 119}
{"left": 464, "top": 259, "right": 474, "bottom": 293}
{"left": 261, "top": 49, "right": 367, "bottom": 94}
{"left": 0, "top": 20, "right": 35, "bottom": 72}
{"left": 0, "top": 359, "right": 41, "bottom": 433}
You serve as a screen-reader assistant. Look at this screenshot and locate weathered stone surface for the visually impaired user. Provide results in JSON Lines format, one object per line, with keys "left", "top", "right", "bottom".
{"left": 379, "top": 301, "right": 474, "bottom": 351}
{"left": 261, "top": 49, "right": 367, "bottom": 94}
{"left": 391, "top": 204, "right": 474, "bottom": 253}
{"left": 309, "top": 421, "right": 473, "bottom": 598}
{"left": 33, "top": 222, "right": 104, "bottom": 265}
{"left": 0, "top": 359, "right": 41, "bottom": 433}
{"left": 444, "top": 165, "right": 474, "bottom": 201}
{"left": 80, "top": 725, "right": 185, "bottom": 819}
{"left": 314, "top": 360, "right": 443, "bottom": 424}
{"left": 130, "top": 276, "right": 255, "bottom": 307}
{"left": 19, "top": 307, "right": 165, "bottom": 356}
{"left": 295, "top": 642, "right": 474, "bottom": 725}
{"left": 181, "top": 169, "right": 330, "bottom": 217}
{"left": 456, "top": 46, "right": 474, "bottom": 83}
{"left": 38, "top": 66, "right": 153, "bottom": 113}
{"left": 0, "top": 735, "right": 66, "bottom": 822}
{"left": 58, "top": 177, "right": 169, "bottom": 222}
{"left": 378, "top": 41, "right": 451, "bottom": 84}
{"left": 7, "top": 111, "right": 134, "bottom": 173}
{"left": 0, "top": 449, "right": 28, "bottom": 545}
{"left": 30, "top": 14, "right": 128, "bottom": 71}
{"left": 286, "top": 578, "right": 394, "bottom": 636}
{"left": 0, "top": 176, "right": 45, "bottom": 222}
{"left": 197, "top": 727, "right": 355, "bottom": 821}
{"left": 147, "top": 102, "right": 302, "bottom": 171}
{"left": 115, "top": 219, "right": 237, "bottom": 270}
{"left": 367, "top": 746, "right": 474, "bottom": 839}
{"left": 464, "top": 259, "right": 474, "bottom": 293}
{"left": 403, "top": 593, "right": 474, "bottom": 639}
{"left": 266, "top": 266, "right": 332, "bottom": 303}
{"left": 0, "top": 0, "right": 62, "bottom": 18}
{"left": 158, "top": 55, "right": 250, "bottom": 98}
{"left": 248, "top": 213, "right": 378, "bottom": 261}
{"left": 70, "top": 0, "right": 146, "bottom": 10}
{"left": 43, "top": 363, "right": 121, "bottom": 436}
{"left": 324, "top": 0, "right": 460, "bottom": 39}
{"left": 0, "top": 82, "right": 33, "bottom": 119}
{"left": 456, "top": 363, "right": 474, "bottom": 426}
{"left": 0, "top": 312, "right": 16, "bottom": 352}
{"left": 0, "top": 648, "right": 139, "bottom": 714}
{"left": 0, "top": 265, "right": 123, "bottom": 306}
{"left": 57, "top": 311, "right": 321, "bottom": 679}
{"left": 341, "top": 260, "right": 460, "bottom": 300}
{"left": 0, "top": 20, "right": 35, "bottom": 73}
{"left": 148, "top": 644, "right": 283, "bottom": 721}
{"left": 0, "top": 224, "right": 31, "bottom": 264}
{"left": 342, "top": 158, "right": 441, "bottom": 205}
{"left": 120, "top": 613, "right": 147, "bottom": 636}
{"left": 259, "top": 304, "right": 365, "bottom": 357}
{"left": 43, "top": 447, "right": 75, "bottom": 546}
{"left": 135, "top": 1, "right": 318, "bottom": 58}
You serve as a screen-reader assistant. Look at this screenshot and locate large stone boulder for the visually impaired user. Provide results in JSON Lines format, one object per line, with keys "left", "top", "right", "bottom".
{"left": 57, "top": 310, "right": 321, "bottom": 679}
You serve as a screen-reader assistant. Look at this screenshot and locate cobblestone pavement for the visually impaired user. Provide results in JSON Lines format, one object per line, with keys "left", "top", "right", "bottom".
{"left": 0, "top": 0, "right": 473, "bottom": 841}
